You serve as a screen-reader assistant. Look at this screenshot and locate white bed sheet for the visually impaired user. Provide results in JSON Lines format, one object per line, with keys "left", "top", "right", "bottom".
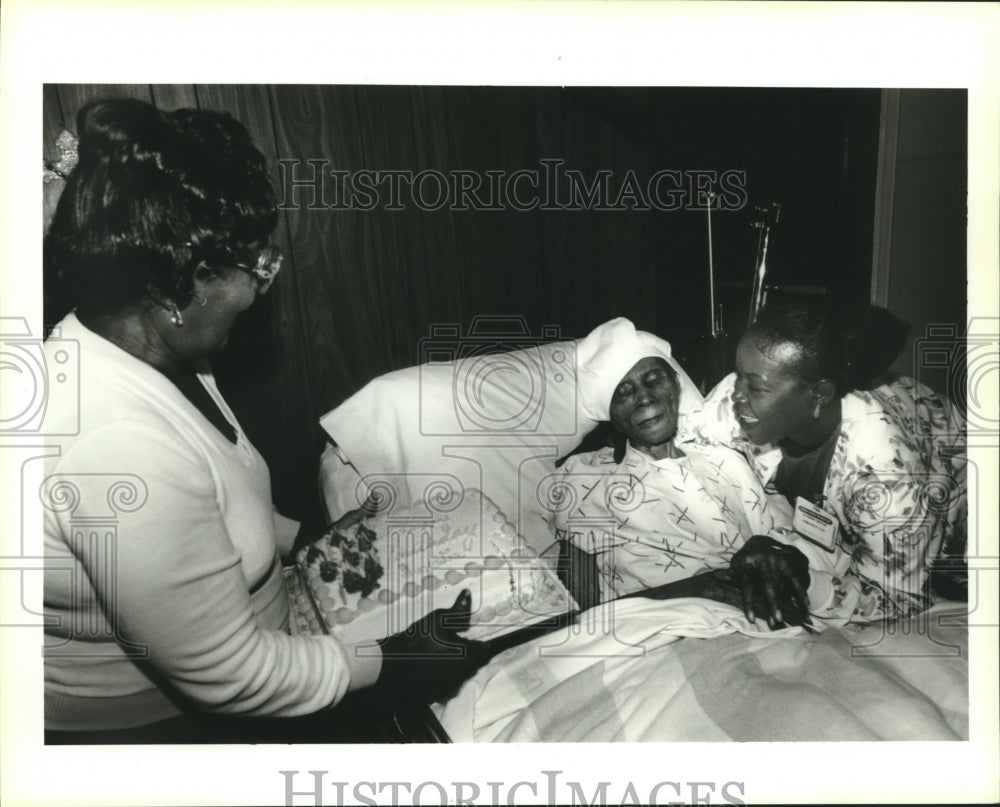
{"left": 434, "top": 598, "right": 969, "bottom": 742}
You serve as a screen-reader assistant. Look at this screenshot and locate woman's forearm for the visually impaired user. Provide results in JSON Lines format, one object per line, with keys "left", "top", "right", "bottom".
{"left": 620, "top": 570, "right": 744, "bottom": 610}
{"left": 556, "top": 539, "right": 602, "bottom": 612}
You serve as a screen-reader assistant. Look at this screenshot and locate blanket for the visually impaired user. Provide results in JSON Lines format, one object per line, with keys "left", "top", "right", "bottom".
{"left": 435, "top": 598, "right": 968, "bottom": 742}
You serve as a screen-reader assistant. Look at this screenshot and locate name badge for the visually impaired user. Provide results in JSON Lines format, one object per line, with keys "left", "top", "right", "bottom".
{"left": 792, "top": 496, "right": 839, "bottom": 552}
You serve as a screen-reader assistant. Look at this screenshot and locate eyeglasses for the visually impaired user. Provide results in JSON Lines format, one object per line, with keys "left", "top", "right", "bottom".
{"left": 233, "top": 244, "right": 283, "bottom": 296}
{"left": 188, "top": 241, "right": 284, "bottom": 296}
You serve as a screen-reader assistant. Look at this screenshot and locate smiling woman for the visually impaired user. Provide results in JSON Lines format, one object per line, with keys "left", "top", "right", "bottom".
{"left": 551, "top": 318, "right": 785, "bottom": 610}
{"left": 681, "top": 296, "right": 968, "bottom": 624}
{"left": 608, "top": 356, "right": 684, "bottom": 460}
{"left": 41, "top": 98, "right": 489, "bottom": 743}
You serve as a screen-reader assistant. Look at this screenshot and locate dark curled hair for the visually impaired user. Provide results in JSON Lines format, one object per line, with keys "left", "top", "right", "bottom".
{"left": 44, "top": 98, "right": 277, "bottom": 316}
{"left": 749, "top": 296, "right": 910, "bottom": 394}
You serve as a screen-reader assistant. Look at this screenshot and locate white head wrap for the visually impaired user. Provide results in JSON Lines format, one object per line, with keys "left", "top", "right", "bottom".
{"left": 576, "top": 317, "right": 703, "bottom": 422}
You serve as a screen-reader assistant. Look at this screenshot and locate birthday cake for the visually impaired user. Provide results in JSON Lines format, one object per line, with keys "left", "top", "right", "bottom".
{"left": 296, "top": 488, "right": 574, "bottom": 643}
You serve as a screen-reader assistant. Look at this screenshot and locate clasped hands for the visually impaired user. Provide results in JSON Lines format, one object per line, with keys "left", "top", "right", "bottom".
{"left": 728, "top": 534, "right": 813, "bottom": 631}
{"left": 622, "top": 534, "right": 814, "bottom": 631}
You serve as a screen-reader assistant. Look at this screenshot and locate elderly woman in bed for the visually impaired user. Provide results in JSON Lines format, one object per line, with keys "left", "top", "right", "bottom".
{"left": 552, "top": 318, "right": 811, "bottom": 627}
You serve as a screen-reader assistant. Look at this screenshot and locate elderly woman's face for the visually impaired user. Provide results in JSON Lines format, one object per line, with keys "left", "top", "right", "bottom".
{"left": 609, "top": 356, "right": 680, "bottom": 455}
{"left": 732, "top": 334, "right": 815, "bottom": 446}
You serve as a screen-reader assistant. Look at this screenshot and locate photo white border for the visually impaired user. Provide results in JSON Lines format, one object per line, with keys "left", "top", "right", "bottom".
{"left": 2, "top": 2, "right": 997, "bottom": 805}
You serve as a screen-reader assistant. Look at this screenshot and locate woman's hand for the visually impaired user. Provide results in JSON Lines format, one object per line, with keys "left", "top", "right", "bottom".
{"left": 331, "top": 492, "right": 380, "bottom": 532}
{"left": 376, "top": 589, "right": 491, "bottom": 704}
{"left": 730, "top": 535, "right": 812, "bottom": 630}
{"left": 291, "top": 495, "right": 381, "bottom": 558}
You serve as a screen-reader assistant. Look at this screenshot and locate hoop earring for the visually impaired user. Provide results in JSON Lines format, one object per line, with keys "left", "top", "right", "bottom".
{"left": 198, "top": 296, "right": 208, "bottom": 307}
{"left": 169, "top": 305, "right": 184, "bottom": 327}
{"left": 812, "top": 402, "right": 821, "bottom": 420}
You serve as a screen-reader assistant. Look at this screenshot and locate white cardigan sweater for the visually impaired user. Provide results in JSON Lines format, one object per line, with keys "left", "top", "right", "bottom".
{"left": 42, "top": 313, "right": 379, "bottom": 731}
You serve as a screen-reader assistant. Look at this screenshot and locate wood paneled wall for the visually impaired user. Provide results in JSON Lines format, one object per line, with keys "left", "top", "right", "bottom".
{"left": 43, "top": 84, "right": 694, "bottom": 522}
{"left": 43, "top": 84, "right": 891, "bottom": 523}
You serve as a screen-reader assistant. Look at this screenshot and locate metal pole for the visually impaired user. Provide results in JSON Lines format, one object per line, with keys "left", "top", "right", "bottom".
{"left": 707, "top": 191, "right": 716, "bottom": 336}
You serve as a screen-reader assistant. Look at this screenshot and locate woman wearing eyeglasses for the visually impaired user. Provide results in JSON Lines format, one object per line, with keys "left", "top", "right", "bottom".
{"left": 41, "top": 99, "right": 487, "bottom": 743}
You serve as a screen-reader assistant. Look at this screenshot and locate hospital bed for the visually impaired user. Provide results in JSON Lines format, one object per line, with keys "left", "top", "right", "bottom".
{"left": 293, "top": 327, "right": 969, "bottom": 743}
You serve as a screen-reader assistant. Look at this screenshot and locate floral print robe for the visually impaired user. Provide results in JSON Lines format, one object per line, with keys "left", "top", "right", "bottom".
{"left": 678, "top": 374, "right": 967, "bottom": 623}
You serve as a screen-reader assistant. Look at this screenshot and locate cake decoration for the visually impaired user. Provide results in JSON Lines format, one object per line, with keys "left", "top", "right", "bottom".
{"left": 296, "top": 488, "right": 574, "bottom": 642}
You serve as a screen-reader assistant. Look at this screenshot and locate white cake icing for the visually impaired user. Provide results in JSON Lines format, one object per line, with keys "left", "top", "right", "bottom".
{"left": 297, "top": 488, "right": 573, "bottom": 642}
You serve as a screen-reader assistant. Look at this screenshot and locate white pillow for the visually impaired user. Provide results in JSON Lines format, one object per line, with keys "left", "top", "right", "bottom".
{"left": 320, "top": 334, "right": 594, "bottom": 552}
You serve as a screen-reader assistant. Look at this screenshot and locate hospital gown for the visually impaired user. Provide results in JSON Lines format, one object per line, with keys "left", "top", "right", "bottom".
{"left": 549, "top": 441, "right": 776, "bottom": 602}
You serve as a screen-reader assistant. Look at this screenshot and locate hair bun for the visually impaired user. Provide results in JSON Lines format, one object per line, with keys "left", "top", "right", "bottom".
{"left": 751, "top": 295, "right": 909, "bottom": 394}
{"left": 841, "top": 303, "right": 910, "bottom": 388}
{"left": 76, "top": 98, "right": 173, "bottom": 162}
{"left": 48, "top": 97, "right": 277, "bottom": 319}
